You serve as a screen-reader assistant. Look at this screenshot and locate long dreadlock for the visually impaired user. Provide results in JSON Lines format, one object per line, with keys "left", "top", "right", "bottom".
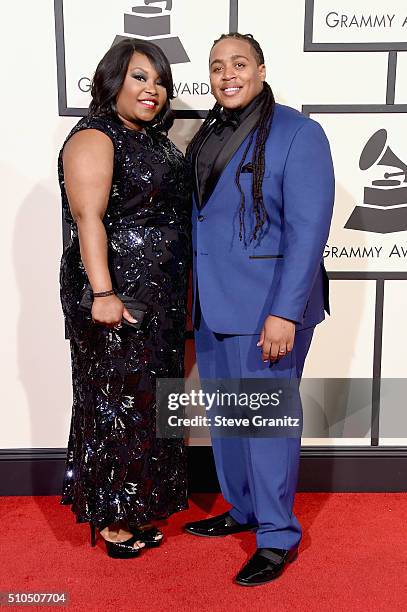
{"left": 187, "top": 33, "right": 275, "bottom": 244}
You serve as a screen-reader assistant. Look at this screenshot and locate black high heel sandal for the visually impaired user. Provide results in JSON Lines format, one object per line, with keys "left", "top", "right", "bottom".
{"left": 130, "top": 525, "right": 164, "bottom": 548}
{"left": 90, "top": 523, "right": 143, "bottom": 559}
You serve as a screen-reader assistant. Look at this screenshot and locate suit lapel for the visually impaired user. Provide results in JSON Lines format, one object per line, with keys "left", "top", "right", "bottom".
{"left": 193, "top": 119, "right": 216, "bottom": 210}
{"left": 199, "top": 104, "right": 263, "bottom": 208}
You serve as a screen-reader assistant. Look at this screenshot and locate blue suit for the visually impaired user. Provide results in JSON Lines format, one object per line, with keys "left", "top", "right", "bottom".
{"left": 192, "top": 103, "right": 334, "bottom": 549}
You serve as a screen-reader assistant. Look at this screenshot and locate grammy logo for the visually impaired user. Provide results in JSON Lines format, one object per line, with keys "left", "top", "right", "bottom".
{"left": 113, "top": 1, "right": 190, "bottom": 65}
{"left": 345, "top": 129, "right": 407, "bottom": 234}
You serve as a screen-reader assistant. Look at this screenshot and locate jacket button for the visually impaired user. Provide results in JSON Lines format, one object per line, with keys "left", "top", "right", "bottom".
{"left": 198, "top": 215, "right": 205, "bottom": 222}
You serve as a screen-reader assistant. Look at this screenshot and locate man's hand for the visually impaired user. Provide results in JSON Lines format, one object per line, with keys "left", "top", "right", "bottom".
{"left": 257, "top": 315, "right": 296, "bottom": 363}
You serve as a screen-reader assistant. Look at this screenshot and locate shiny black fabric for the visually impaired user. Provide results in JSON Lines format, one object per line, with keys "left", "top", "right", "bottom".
{"left": 58, "top": 115, "right": 192, "bottom": 529}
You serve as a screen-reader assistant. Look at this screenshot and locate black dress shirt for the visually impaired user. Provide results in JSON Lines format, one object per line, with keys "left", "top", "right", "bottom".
{"left": 196, "top": 89, "right": 266, "bottom": 203}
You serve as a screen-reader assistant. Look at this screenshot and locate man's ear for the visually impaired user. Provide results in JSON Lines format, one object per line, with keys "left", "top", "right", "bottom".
{"left": 259, "top": 64, "right": 266, "bottom": 82}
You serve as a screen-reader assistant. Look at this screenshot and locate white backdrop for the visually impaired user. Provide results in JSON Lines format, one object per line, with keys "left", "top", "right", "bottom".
{"left": 1, "top": 0, "right": 406, "bottom": 449}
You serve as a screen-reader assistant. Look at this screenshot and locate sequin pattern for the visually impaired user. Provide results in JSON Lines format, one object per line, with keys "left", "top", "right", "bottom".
{"left": 58, "top": 115, "right": 192, "bottom": 529}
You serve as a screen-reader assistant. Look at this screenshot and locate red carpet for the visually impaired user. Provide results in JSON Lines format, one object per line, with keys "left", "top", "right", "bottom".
{"left": 1, "top": 493, "right": 406, "bottom": 611}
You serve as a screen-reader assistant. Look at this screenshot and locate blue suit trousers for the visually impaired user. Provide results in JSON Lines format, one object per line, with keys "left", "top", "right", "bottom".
{"left": 195, "top": 317, "right": 314, "bottom": 549}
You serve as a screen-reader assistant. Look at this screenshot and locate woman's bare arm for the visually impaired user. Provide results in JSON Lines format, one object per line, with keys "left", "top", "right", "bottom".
{"left": 63, "top": 129, "right": 136, "bottom": 326}
{"left": 63, "top": 129, "right": 114, "bottom": 292}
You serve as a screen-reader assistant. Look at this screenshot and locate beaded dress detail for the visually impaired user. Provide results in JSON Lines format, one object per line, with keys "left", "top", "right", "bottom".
{"left": 58, "top": 115, "right": 191, "bottom": 528}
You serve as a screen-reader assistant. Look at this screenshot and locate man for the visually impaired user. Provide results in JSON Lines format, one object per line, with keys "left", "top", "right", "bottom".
{"left": 184, "top": 33, "right": 334, "bottom": 586}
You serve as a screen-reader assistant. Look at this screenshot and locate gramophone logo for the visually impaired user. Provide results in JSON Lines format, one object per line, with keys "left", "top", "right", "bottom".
{"left": 345, "top": 129, "right": 407, "bottom": 234}
{"left": 55, "top": 0, "right": 228, "bottom": 114}
{"left": 113, "top": 1, "right": 190, "bottom": 64}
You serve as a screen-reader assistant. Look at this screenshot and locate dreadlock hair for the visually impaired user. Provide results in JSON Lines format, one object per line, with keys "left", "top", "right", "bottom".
{"left": 186, "top": 33, "right": 275, "bottom": 244}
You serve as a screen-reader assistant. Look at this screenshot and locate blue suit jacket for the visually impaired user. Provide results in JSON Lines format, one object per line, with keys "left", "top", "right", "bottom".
{"left": 192, "top": 103, "right": 335, "bottom": 334}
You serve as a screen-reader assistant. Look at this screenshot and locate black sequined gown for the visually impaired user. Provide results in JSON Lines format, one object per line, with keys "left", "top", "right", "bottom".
{"left": 58, "top": 115, "right": 191, "bottom": 529}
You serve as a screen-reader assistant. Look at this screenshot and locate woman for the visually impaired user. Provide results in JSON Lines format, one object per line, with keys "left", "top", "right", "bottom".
{"left": 59, "top": 38, "right": 191, "bottom": 558}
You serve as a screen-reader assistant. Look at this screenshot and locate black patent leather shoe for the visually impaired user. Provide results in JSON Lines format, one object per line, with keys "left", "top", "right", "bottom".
{"left": 90, "top": 523, "right": 143, "bottom": 559}
{"left": 130, "top": 525, "right": 163, "bottom": 548}
{"left": 184, "top": 512, "right": 257, "bottom": 537}
{"left": 104, "top": 535, "right": 143, "bottom": 559}
{"left": 235, "top": 547, "right": 298, "bottom": 586}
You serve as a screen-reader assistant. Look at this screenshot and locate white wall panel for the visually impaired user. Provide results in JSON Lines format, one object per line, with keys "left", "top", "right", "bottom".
{"left": 380, "top": 281, "right": 407, "bottom": 444}
{"left": 239, "top": 0, "right": 390, "bottom": 108}
{"left": 1, "top": 0, "right": 406, "bottom": 448}
{"left": 395, "top": 51, "right": 407, "bottom": 104}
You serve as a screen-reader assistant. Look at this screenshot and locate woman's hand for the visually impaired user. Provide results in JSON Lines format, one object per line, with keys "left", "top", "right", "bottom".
{"left": 91, "top": 295, "right": 138, "bottom": 328}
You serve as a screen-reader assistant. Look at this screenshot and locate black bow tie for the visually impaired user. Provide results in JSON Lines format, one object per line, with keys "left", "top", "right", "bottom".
{"left": 213, "top": 110, "right": 240, "bottom": 134}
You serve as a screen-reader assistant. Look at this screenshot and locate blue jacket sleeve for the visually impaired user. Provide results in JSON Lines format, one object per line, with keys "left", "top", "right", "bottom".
{"left": 268, "top": 119, "right": 335, "bottom": 324}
